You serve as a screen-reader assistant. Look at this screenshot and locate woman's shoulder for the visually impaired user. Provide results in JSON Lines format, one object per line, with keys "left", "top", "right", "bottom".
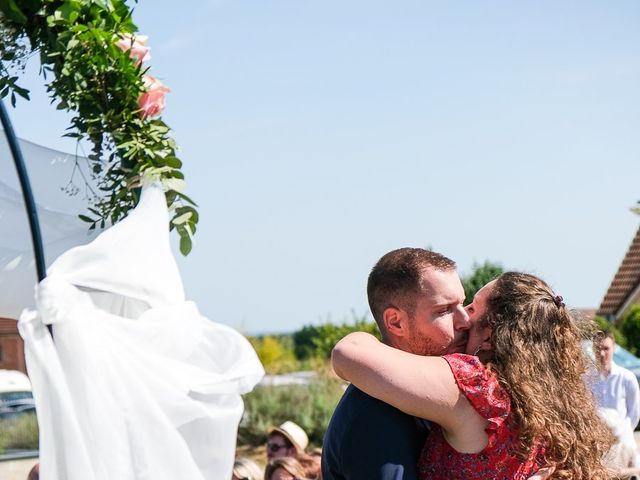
{"left": 442, "top": 353, "right": 488, "bottom": 381}
{"left": 442, "top": 354, "right": 510, "bottom": 430}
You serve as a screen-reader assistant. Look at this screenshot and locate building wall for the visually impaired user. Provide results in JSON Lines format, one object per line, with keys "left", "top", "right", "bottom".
{"left": 0, "top": 318, "right": 26, "bottom": 374}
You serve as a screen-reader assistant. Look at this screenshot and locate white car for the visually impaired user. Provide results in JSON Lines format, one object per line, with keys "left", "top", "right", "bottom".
{"left": 0, "top": 369, "right": 35, "bottom": 419}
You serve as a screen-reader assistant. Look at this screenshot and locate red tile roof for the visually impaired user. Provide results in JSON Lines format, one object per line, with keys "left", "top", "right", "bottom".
{"left": 598, "top": 225, "right": 640, "bottom": 319}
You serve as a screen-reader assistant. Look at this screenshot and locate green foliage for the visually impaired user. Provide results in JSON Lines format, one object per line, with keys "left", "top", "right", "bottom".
{"left": 620, "top": 305, "right": 640, "bottom": 355}
{"left": 594, "top": 315, "right": 626, "bottom": 347}
{"left": 0, "top": 0, "right": 198, "bottom": 254}
{"left": 238, "top": 367, "right": 345, "bottom": 447}
{"left": 249, "top": 335, "right": 299, "bottom": 374}
{"left": 293, "top": 312, "right": 380, "bottom": 360}
{"left": 461, "top": 261, "right": 504, "bottom": 305}
{"left": 0, "top": 413, "right": 39, "bottom": 453}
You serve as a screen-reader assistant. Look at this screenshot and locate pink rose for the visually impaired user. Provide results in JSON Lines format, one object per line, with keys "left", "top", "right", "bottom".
{"left": 115, "top": 33, "right": 151, "bottom": 67}
{"left": 138, "top": 75, "right": 170, "bottom": 118}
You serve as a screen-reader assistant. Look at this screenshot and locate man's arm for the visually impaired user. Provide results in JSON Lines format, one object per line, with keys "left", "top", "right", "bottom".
{"left": 624, "top": 372, "right": 640, "bottom": 429}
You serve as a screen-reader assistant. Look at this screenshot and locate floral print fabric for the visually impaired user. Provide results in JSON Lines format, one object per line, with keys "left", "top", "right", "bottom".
{"left": 418, "top": 354, "right": 545, "bottom": 479}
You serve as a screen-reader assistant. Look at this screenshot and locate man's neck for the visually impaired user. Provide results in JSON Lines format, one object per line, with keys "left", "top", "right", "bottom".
{"left": 599, "top": 364, "right": 612, "bottom": 377}
{"left": 383, "top": 336, "right": 408, "bottom": 352}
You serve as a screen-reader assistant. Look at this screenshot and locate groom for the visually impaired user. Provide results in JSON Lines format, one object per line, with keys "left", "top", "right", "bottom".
{"left": 322, "top": 248, "right": 551, "bottom": 480}
{"left": 322, "top": 248, "right": 469, "bottom": 479}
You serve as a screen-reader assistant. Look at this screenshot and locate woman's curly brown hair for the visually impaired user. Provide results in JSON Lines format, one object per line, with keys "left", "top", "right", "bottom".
{"left": 482, "top": 272, "right": 613, "bottom": 479}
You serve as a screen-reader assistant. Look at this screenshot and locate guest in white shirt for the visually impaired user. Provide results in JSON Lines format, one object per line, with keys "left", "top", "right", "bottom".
{"left": 590, "top": 331, "right": 640, "bottom": 465}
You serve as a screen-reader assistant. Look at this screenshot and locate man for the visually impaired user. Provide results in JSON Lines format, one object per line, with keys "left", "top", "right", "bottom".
{"left": 266, "top": 420, "right": 309, "bottom": 461}
{"left": 322, "top": 248, "right": 469, "bottom": 479}
{"left": 590, "top": 331, "right": 640, "bottom": 465}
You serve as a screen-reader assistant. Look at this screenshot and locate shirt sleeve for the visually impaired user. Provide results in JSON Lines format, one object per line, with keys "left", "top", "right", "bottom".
{"left": 443, "top": 354, "right": 510, "bottom": 446}
{"left": 623, "top": 370, "right": 640, "bottom": 429}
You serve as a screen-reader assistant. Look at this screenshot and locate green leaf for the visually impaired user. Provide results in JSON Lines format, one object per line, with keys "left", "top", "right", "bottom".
{"left": 174, "top": 191, "right": 198, "bottom": 207}
{"left": 179, "top": 233, "right": 192, "bottom": 256}
{"left": 13, "top": 86, "right": 30, "bottom": 100}
{"left": 78, "top": 214, "right": 94, "bottom": 223}
{"left": 0, "top": 0, "right": 28, "bottom": 24}
{"left": 163, "top": 156, "right": 182, "bottom": 168}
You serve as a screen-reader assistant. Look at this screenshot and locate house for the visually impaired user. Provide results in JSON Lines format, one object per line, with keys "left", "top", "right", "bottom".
{"left": 0, "top": 317, "right": 26, "bottom": 373}
{"left": 597, "top": 223, "right": 640, "bottom": 323}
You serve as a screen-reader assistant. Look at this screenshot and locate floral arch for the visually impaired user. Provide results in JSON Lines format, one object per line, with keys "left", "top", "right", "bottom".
{"left": 0, "top": 0, "right": 198, "bottom": 254}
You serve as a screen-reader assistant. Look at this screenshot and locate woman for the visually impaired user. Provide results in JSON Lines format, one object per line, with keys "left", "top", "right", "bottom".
{"left": 332, "top": 272, "right": 612, "bottom": 479}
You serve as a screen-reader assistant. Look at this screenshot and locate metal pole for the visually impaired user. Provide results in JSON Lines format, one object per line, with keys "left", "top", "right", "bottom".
{"left": 0, "top": 100, "right": 52, "bottom": 336}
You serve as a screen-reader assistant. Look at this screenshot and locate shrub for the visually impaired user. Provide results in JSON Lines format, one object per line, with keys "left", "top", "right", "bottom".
{"left": 293, "top": 313, "right": 380, "bottom": 360}
{"left": 461, "top": 261, "right": 503, "bottom": 305}
{"left": 0, "top": 413, "right": 39, "bottom": 453}
{"left": 593, "top": 315, "right": 626, "bottom": 347}
{"left": 238, "top": 366, "right": 345, "bottom": 447}
{"left": 249, "top": 335, "right": 299, "bottom": 374}
{"left": 621, "top": 305, "right": 640, "bottom": 355}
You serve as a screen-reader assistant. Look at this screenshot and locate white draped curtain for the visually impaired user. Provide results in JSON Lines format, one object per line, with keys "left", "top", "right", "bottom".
{"left": 1, "top": 136, "right": 264, "bottom": 479}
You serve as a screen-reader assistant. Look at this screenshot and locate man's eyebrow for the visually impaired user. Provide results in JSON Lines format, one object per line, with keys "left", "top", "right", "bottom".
{"left": 433, "top": 298, "right": 463, "bottom": 307}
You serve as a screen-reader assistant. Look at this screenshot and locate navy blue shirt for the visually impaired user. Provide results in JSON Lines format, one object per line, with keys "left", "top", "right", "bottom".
{"left": 322, "top": 384, "right": 429, "bottom": 480}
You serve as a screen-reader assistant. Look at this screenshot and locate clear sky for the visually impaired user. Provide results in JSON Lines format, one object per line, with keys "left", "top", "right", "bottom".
{"left": 4, "top": 0, "right": 640, "bottom": 334}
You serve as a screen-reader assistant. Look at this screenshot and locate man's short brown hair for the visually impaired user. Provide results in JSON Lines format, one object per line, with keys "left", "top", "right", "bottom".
{"left": 593, "top": 330, "right": 615, "bottom": 349}
{"left": 367, "top": 248, "right": 455, "bottom": 335}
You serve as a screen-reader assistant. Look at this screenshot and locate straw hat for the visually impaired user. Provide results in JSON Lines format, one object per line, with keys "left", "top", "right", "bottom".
{"left": 267, "top": 421, "right": 309, "bottom": 452}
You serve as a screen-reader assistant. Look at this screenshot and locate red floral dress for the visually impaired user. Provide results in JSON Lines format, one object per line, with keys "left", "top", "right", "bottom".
{"left": 417, "top": 354, "right": 546, "bottom": 480}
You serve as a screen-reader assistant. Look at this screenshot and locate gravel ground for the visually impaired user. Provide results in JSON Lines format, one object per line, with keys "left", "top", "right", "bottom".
{"left": 0, "top": 457, "right": 37, "bottom": 480}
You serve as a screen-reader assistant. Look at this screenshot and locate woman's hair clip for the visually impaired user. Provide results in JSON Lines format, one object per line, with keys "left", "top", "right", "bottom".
{"left": 553, "top": 295, "right": 565, "bottom": 308}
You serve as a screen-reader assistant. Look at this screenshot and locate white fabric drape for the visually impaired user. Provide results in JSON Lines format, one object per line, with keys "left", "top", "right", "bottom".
{"left": 0, "top": 136, "right": 99, "bottom": 320}
{"left": 19, "top": 183, "right": 264, "bottom": 480}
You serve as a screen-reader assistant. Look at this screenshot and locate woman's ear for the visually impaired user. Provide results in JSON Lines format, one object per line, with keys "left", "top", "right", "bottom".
{"left": 479, "top": 328, "right": 492, "bottom": 352}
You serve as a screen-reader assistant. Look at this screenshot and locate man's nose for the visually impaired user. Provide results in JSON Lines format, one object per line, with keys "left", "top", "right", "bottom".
{"left": 454, "top": 305, "right": 470, "bottom": 330}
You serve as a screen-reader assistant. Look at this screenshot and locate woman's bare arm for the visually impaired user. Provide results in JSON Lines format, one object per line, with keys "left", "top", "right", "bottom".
{"left": 332, "top": 332, "right": 483, "bottom": 436}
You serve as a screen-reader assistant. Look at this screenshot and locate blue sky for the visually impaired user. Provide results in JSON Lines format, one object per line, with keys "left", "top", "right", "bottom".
{"left": 4, "top": 0, "right": 640, "bottom": 333}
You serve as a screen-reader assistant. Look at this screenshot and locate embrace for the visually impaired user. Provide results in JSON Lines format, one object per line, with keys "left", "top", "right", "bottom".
{"left": 322, "top": 248, "right": 613, "bottom": 480}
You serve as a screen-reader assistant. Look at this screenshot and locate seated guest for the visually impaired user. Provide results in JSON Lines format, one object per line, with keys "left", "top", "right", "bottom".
{"left": 266, "top": 421, "right": 309, "bottom": 461}
{"left": 27, "top": 463, "right": 39, "bottom": 480}
{"left": 265, "top": 457, "right": 309, "bottom": 480}
{"left": 232, "top": 457, "right": 263, "bottom": 480}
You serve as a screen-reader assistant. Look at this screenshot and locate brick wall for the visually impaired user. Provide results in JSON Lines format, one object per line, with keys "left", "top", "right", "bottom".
{"left": 0, "top": 318, "right": 26, "bottom": 374}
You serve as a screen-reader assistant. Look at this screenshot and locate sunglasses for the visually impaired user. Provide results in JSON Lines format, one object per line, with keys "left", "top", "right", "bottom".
{"left": 267, "top": 442, "right": 289, "bottom": 453}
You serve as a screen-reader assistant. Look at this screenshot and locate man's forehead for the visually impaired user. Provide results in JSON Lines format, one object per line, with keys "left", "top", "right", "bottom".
{"left": 599, "top": 338, "right": 615, "bottom": 347}
{"left": 419, "top": 268, "right": 463, "bottom": 299}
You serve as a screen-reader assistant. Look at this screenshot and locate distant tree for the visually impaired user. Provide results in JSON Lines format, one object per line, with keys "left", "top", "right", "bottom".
{"left": 292, "top": 312, "right": 380, "bottom": 360}
{"left": 461, "top": 261, "right": 504, "bottom": 305}
{"left": 593, "top": 315, "right": 626, "bottom": 347}
{"left": 620, "top": 305, "right": 640, "bottom": 355}
{"left": 248, "top": 335, "right": 296, "bottom": 373}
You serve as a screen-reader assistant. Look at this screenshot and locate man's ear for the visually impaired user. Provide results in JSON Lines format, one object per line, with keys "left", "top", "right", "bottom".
{"left": 383, "top": 307, "right": 408, "bottom": 338}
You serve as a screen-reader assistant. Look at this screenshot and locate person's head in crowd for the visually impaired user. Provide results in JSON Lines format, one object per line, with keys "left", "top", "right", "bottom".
{"left": 366, "top": 247, "right": 469, "bottom": 356}
{"left": 266, "top": 421, "right": 308, "bottom": 460}
{"left": 265, "top": 456, "right": 307, "bottom": 480}
{"left": 593, "top": 330, "right": 616, "bottom": 373}
{"left": 27, "top": 463, "right": 39, "bottom": 480}
{"left": 295, "top": 452, "right": 321, "bottom": 479}
{"left": 231, "top": 457, "right": 263, "bottom": 480}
